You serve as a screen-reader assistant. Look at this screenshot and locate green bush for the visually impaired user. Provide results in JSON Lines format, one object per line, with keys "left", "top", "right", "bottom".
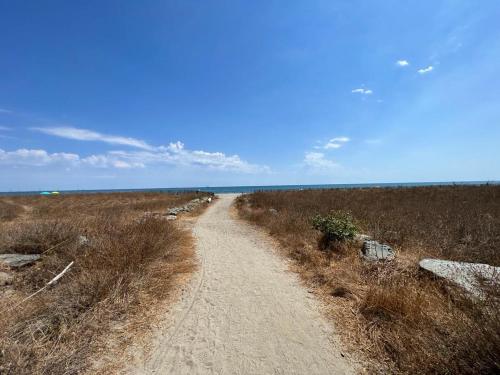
{"left": 312, "top": 211, "right": 358, "bottom": 244}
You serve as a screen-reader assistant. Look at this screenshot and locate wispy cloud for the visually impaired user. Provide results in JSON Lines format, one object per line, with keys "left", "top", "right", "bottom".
{"left": 417, "top": 65, "right": 434, "bottom": 74}
{"left": 322, "top": 136, "right": 350, "bottom": 149}
{"left": 32, "top": 126, "right": 154, "bottom": 150}
{"left": 303, "top": 152, "right": 337, "bottom": 169}
{"left": 0, "top": 108, "right": 12, "bottom": 114}
{"left": 396, "top": 59, "right": 409, "bottom": 67}
{"left": 0, "top": 126, "right": 11, "bottom": 131}
{"left": 351, "top": 88, "right": 373, "bottom": 95}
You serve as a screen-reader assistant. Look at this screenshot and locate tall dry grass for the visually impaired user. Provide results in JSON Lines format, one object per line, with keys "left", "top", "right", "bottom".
{"left": 236, "top": 185, "right": 500, "bottom": 374}
{"left": 0, "top": 192, "right": 209, "bottom": 374}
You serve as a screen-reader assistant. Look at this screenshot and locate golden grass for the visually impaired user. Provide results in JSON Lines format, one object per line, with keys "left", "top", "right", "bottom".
{"left": 236, "top": 186, "right": 500, "bottom": 374}
{"left": 0, "top": 191, "right": 210, "bottom": 374}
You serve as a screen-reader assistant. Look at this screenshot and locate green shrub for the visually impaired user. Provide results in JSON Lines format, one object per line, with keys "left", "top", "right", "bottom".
{"left": 312, "top": 211, "right": 358, "bottom": 244}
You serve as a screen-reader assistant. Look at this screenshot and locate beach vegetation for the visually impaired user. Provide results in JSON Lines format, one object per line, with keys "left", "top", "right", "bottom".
{"left": 312, "top": 211, "right": 358, "bottom": 246}
{"left": 236, "top": 185, "right": 500, "bottom": 374}
{"left": 0, "top": 191, "right": 209, "bottom": 374}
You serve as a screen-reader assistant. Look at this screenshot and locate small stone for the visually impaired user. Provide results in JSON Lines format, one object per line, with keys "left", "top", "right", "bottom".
{"left": 360, "top": 240, "right": 395, "bottom": 261}
{"left": 0, "top": 271, "right": 13, "bottom": 286}
{"left": 78, "top": 235, "right": 90, "bottom": 246}
{"left": 269, "top": 208, "right": 278, "bottom": 215}
{"left": 166, "top": 215, "right": 177, "bottom": 220}
{"left": 0, "top": 253, "right": 41, "bottom": 268}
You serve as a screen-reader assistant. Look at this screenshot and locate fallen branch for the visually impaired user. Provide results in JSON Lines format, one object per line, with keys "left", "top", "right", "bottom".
{"left": 8, "top": 261, "right": 74, "bottom": 311}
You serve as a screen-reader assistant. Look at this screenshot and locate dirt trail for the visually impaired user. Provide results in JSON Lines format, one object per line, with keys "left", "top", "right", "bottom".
{"left": 129, "top": 194, "right": 354, "bottom": 374}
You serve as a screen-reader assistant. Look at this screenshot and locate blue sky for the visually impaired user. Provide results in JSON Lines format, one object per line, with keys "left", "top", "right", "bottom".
{"left": 1, "top": 1, "right": 499, "bottom": 191}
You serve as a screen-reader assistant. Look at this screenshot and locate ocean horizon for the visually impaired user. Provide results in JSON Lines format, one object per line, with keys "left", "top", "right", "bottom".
{"left": 1, "top": 180, "right": 498, "bottom": 196}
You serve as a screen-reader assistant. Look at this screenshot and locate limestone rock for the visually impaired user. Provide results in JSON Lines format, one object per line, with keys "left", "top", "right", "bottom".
{"left": 360, "top": 240, "right": 395, "bottom": 261}
{"left": 419, "top": 258, "right": 500, "bottom": 295}
{"left": 0, "top": 253, "right": 41, "bottom": 268}
{"left": 166, "top": 195, "right": 212, "bottom": 216}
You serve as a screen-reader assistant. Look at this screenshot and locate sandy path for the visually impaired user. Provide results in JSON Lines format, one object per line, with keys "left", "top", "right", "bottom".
{"left": 130, "top": 194, "right": 354, "bottom": 374}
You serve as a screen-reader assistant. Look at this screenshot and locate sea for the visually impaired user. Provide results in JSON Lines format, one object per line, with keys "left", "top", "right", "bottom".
{"left": 0, "top": 181, "right": 498, "bottom": 196}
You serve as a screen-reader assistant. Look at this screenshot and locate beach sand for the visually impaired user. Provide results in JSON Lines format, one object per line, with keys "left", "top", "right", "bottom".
{"left": 128, "top": 194, "right": 354, "bottom": 374}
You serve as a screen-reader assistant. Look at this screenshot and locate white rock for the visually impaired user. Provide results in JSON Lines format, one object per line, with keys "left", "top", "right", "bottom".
{"left": 419, "top": 258, "right": 500, "bottom": 295}
{"left": 360, "top": 240, "right": 395, "bottom": 261}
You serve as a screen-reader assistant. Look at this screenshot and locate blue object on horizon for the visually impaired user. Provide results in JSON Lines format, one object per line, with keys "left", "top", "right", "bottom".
{"left": 40, "top": 192, "right": 51, "bottom": 195}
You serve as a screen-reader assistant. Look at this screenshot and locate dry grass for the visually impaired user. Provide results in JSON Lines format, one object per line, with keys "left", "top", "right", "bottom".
{"left": 0, "top": 191, "right": 210, "bottom": 374}
{"left": 236, "top": 185, "right": 500, "bottom": 374}
{"left": 0, "top": 200, "right": 25, "bottom": 221}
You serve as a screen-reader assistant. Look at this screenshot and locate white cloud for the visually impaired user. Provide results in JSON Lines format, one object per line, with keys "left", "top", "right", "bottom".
{"left": 303, "top": 152, "right": 337, "bottom": 169}
{"left": 0, "top": 148, "right": 80, "bottom": 166}
{"left": 32, "top": 126, "right": 154, "bottom": 150}
{"left": 417, "top": 65, "right": 434, "bottom": 74}
{"left": 23, "top": 126, "right": 268, "bottom": 173}
{"left": 0, "top": 126, "right": 10, "bottom": 131}
{"left": 80, "top": 154, "right": 145, "bottom": 169}
{"left": 351, "top": 88, "right": 373, "bottom": 95}
{"left": 323, "top": 136, "right": 350, "bottom": 149}
{"left": 396, "top": 60, "right": 409, "bottom": 67}
{"left": 105, "top": 142, "right": 269, "bottom": 173}
{"left": 0, "top": 142, "right": 268, "bottom": 174}
{"left": 113, "top": 160, "right": 138, "bottom": 169}
{"left": 0, "top": 108, "right": 12, "bottom": 114}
